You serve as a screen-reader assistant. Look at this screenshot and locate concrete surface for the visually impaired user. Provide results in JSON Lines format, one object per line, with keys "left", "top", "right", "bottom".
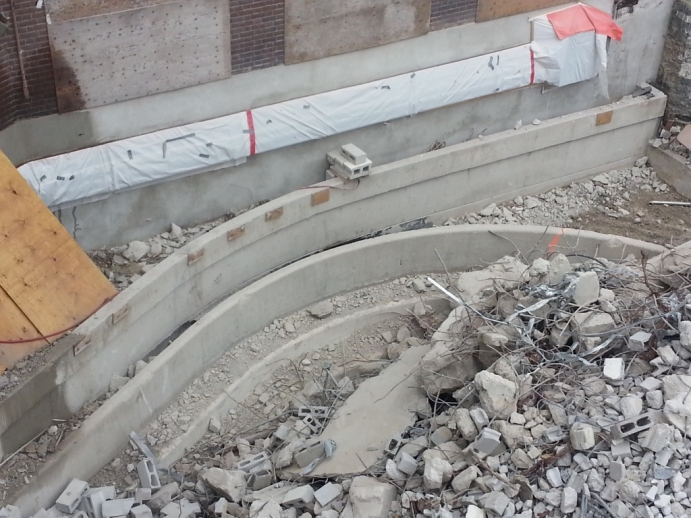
{"left": 647, "top": 144, "right": 691, "bottom": 199}
{"left": 0, "top": 89, "right": 665, "bottom": 465}
{"left": 159, "top": 298, "right": 450, "bottom": 468}
{"left": 12, "top": 225, "right": 665, "bottom": 514}
{"left": 285, "top": 0, "right": 431, "bottom": 64}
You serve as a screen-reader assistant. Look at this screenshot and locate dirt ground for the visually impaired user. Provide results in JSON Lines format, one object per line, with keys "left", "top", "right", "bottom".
{"left": 573, "top": 188, "right": 691, "bottom": 246}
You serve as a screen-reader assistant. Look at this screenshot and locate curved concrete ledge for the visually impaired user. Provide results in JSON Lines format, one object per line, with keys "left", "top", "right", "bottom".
{"left": 0, "top": 89, "right": 665, "bottom": 462}
{"left": 14, "top": 225, "right": 664, "bottom": 513}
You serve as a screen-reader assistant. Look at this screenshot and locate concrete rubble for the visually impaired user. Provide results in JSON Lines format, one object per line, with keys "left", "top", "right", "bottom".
{"left": 12, "top": 243, "right": 691, "bottom": 518}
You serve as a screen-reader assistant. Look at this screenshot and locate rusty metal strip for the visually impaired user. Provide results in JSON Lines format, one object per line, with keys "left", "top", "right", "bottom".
{"left": 10, "top": 0, "right": 30, "bottom": 99}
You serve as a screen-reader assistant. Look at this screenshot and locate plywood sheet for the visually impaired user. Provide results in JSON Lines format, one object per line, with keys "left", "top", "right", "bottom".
{"left": 0, "top": 150, "right": 116, "bottom": 370}
{"left": 0, "top": 288, "right": 47, "bottom": 375}
{"left": 477, "top": 0, "right": 569, "bottom": 22}
{"left": 47, "top": 0, "right": 232, "bottom": 112}
{"left": 285, "top": 0, "right": 431, "bottom": 65}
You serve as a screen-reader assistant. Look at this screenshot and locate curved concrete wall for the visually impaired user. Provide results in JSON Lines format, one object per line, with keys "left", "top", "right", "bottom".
{"left": 13, "top": 225, "right": 664, "bottom": 513}
{"left": 0, "top": 88, "right": 665, "bottom": 464}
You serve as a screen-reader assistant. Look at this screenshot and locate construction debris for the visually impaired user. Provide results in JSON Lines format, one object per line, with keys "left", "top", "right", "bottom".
{"left": 11, "top": 241, "right": 691, "bottom": 518}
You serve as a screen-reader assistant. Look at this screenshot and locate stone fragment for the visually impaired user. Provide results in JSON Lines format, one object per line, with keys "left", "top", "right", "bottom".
{"left": 452, "top": 466, "right": 480, "bottom": 492}
{"left": 200, "top": 469, "right": 246, "bottom": 502}
{"left": 347, "top": 476, "right": 397, "bottom": 518}
{"left": 483, "top": 492, "right": 510, "bottom": 515}
{"left": 603, "top": 358, "right": 625, "bottom": 381}
{"left": 570, "top": 423, "right": 596, "bottom": 451}
{"left": 314, "top": 483, "right": 342, "bottom": 506}
{"left": 148, "top": 483, "right": 180, "bottom": 512}
{"left": 454, "top": 408, "right": 479, "bottom": 441}
{"left": 474, "top": 371, "right": 517, "bottom": 419}
{"left": 629, "top": 331, "right": 652, "bottom": 352}
{"left": 455, "top": 256, "right": 528, "bottom": 306}
{"left": 548, "top": 254, "right": 571, "bottom": 284}
{"left": 466, "top": 505, "right": 485, "bottom": 518}
{"left": 620, "top": 396, "right": 643, "bottom": 419}
{"left": 396, "top": 451, "right": 417, "bottom": 476}
{"left": 570, "top": 271, "right": 600, "bottom": 306}
{"left": 471, "top": 428, "right": 502, "bottom": 455}
{"left": 561, "top": 487, "right": 578, "bottom": 514}
{"left": 610, "top": 458, "right": 626, "bottom": 481}
{"left": 571, "top": 312, "right": 615, "bottom": 336}
{"left": 546, "top": 467, "right": 563, "bottom": 488}
{"left": 308, "top": 301, "right": 334, "bottom": 319}
{"left": 646, "top": 390, "right": 664, "bottom": 409}
{"left": 511, "top": 449, "right": 534, "bottom": 469}
{"left": 662, "top": 374, "right": 691, "bottom": 434}
{"left": 680, "top": 321, "right": 691, "bottom": 349}
{"left": 123, "top": 241, "right": 150, "bottom": 262}
{"left": 430, "top": 427, "right": 453, "bottom": 446}
{"left": 641, "top": 424, "right": 674, "bottom": 453}
{"left": 423, "top": 458, "right": 453, "bottom": 490}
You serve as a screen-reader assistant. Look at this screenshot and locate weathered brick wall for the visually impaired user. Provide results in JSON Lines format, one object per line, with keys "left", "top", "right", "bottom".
{"left": 430, "top": 0, "right": 478, "bottom": 31}
{"left": 0, "top": 0, "right": 58, "bottom": 131}
{"left": 229, "top": 0, "right": 285, "bottom": 74}
{"left": 657, "top": 0, "right": 691, "bottom": 121}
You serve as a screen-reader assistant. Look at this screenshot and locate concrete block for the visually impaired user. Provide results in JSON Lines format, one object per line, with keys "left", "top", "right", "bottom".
{"left": 79, "top": 490, "right": 108, "bottom": 518}
{"left": 546, "top": 467, "right": 563, "bottom": 488}
{"left": 237, "top": 452, "right": 270, "bottom": 473}
{"left": 570, "top": 271, "right": 600, "bottom": 306}
{"left": 430, "top": 426, "right": 452, "bottom": 446}
{"left": 340, "top": 144, "right": 368, "bottom": 166}
{"left": 56, "top": 479, "right": 90, "bottom": 514}
{"left": 294, "top": 441, "right": 325, "bottom": 468}
{"left": 297, "top": 406, "right": 332, "bottom": 419}
{"left": 136, "top": 459, "right": 161, "bottom": 490}
{"left": 611, "top": 439, "right": 632, "bottom": 459}
{"left": 248, "top": 469, "right": 272, "bottom": 491}
{"left": 470, "top": 408, "right": 489, "bottom": 429}
{"left": 101, "top": 500, "right": 135, "bottom": 518}
{"left": 572, "top": 312, "right": 615, "bottom": 337}
{"left": 471, "top": 428, "right": 502, "bottom": 455}
{"left": 570, "top": 423, "right": 596, "bottom": 451}
{"left": 134, "top": 488, "right": 151, "bottom": 504}
{"left": 641, "top": 424, "right": 674, "bottom": 453}
{"left": 610, "top": 458, "right": 626, "bottom": 481}
{"left": 301, "top": 415, "right": 323, "bottom": 434}
{"left": 603, "top": 358, "right": 625, "bottom": 380}
{"left": 282, "top": 485, "right": 315, "bottom": 507}
{"left": 396, "top": 451, "right": 417, "bottom": 476}
{"left": 611, "top": 412, "right": 657, "bottom": 440}
{"left": 314, "top": 483, "right": 342, "bottom": 506}
{"left": 629, "top": 331, "right": 652, "bottom": 351}
{"left": 160, "top": 500, "right": 200, "bottom": 518}
{"left": 466, "top": 505, "right": 485, "bottom": 518}
{"left": 129, "top": 506, "right": 152, "bottom": 518}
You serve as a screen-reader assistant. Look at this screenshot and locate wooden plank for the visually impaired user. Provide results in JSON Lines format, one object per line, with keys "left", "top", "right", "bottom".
{"left": 0, "top": 287, "right": 48, "bottom": 375}
{"left": 47, "top": 0, "right": 231, "bottom": 111}
{"left": 477, "top": 0, "right": 569, "bottom": 22}
{"left": 0, "top": 150, "right": 116, "bottom": 367}
{"left": 285, "top": 0, "right": 431, "bottom": 65}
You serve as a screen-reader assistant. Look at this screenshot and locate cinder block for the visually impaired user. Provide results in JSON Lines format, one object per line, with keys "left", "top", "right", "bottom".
{"left": 160, "top": 500, "right": 200, "bottom": 518}
{"left": 236, "top": 451, "right": 270, "bottom": 473}
{"left": 282, "top": 485, "right": 315, "bottom": 507}
{"left": 611, "top": 411, "right": 659, "bottom": 440}
{"left": 471, "top": 428, "right": 502, "bottom": 455}
{"left": 56, "top": 479, "right": 90, "bottom": 514}
{"left": 294, "top": 441, "right": 326, "bottom": 468}
{"left": 301, "top": 415, "right": 323, "bottom": 434}
{"left": 297, "top": 406, "right": 332, "bottom": 419}
{"left": 137, "top": 459, "right": 161, "bottom": 490}
{"left": 248, "top": 469, "right": 272, "bottom": 491}
{"left": 470, "top": 408, "right": 489, "bottom": 429}
{"left": 340, "top": 144, "right": 368, "bottom": 166}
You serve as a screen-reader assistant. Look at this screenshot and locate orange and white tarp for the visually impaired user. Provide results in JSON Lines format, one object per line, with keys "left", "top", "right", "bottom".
{"left": 547, "top": 4, "right": 623, "bottom": 41}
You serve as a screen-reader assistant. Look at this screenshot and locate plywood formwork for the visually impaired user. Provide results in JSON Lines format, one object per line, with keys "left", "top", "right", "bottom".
{"left": 0, "top": 150, "right": 116, "bottom": 373}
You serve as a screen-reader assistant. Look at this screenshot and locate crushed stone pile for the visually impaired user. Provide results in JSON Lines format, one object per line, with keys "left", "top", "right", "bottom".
{"left": 7, "top": 242, "right": 691, "bottom": 518}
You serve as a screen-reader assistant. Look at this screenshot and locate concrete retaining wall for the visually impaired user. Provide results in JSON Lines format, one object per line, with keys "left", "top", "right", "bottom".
{"left": 0, "top": 88, "right": 666, "bottom": 468}
{"left": 13, "top": 225, "right": 665, "bottom": 513}
{"left": 647, "top": 143, "right": 691, "bottom": 199}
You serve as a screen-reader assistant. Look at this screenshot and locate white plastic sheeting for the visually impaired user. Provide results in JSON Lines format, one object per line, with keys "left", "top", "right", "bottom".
{"left": 531, "top": 14, "right": 607, "bottom": 94}
{"left": 19, "top": 32, "right": 600, "bottom": 209}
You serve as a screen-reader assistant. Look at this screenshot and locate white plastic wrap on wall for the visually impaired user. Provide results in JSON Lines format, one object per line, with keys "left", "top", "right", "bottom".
{"left": 19, "top": 35, "right": 598, "bottom": 209}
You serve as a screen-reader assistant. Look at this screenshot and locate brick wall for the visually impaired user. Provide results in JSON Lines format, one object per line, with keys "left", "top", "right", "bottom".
{"left": 430, "top": 0, "right": 478, "bottom": 31}
{"left": 229, "top": 0, "right": 285, "bottom": 75}
{"left": 0, "top": 0, "right": 58, "bottom": 131}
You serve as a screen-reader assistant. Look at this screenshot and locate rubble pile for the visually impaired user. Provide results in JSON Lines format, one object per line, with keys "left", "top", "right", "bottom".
{"left": 652, "top": 124, "right": 689, "bottom": 162}
{"left": 445, "top": 157, "right": 670, "bottom": 229}
{"left": 8, "top": 243, "right": 691, "bottom": 518}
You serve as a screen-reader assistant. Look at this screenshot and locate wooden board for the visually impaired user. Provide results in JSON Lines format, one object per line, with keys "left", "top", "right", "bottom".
{"left": 0, "top": 150, "right": 116, "bottom": 371}
{"left": 476, "top": 0, "right": 569, "bottom": 22}
{"left": 46, "top": 0, "right": 232, "bottom": 112}
{"left": 285, "top": 0, "right": 431, "bottom": 65}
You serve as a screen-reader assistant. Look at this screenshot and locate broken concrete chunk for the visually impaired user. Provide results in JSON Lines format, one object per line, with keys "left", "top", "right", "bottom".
{"left": 680, "top": 321, "right": 691, "bottom": 349}
{"left": 603, "top": 358, "right": 625, "bottom": 381}
{"left": 620, "top": 395, "right": 643, "bottom": 419}
{"left": 347, "top": 477, "right": 397, "bottom": 518}
{"left": 570, "top": 271, "right": 600, "bottom": 306}
{"left": 454, "top": 408, "right": 479, "bottom": 441}
{"left": 561, "top": 487, "right": 578, "bottom": 514}
{"left": 423, "top": 457, "right": 453, "bottom": 490}
{"left": 455, "top": 256, "right": 528, "bottom": 305}
{"left": 571, "top": 311, "right": 615, "bottom": 337}
{"left": 308, "top": 301, "right": 334, "bottom": 319}
{"left": 570, "top": 423, "right": 596, "bottom": 451}
{"left": 548, "top": 253, "right": 571, "bottom": 284}
{"left": 662, "top": 374, "right": 691, "bottom": 434}
{"left": 471, "top": 428, "right": 502, "bottom": 455}
{"left": 200, "top": 469, "right": 246, "bottom": 503}
{"left": 641, "top": 424, "right": 674, "bottom": 453}
{"left": 474, "top": 371, "right": 517, "bottom": 419}
{"left": 148, "top": 483, "right": 180, "bottom": 512}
